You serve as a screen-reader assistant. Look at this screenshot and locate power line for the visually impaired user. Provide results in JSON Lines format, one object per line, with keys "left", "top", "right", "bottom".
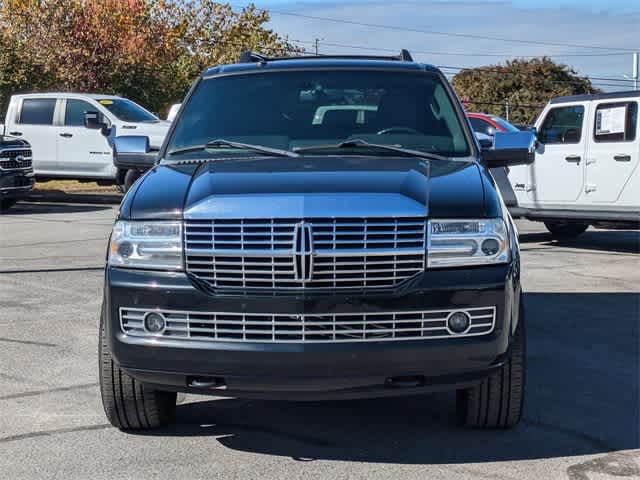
{"left": 264, "top": 9, "right": 638, "bottom": 53}
{"left": 214, "top": 32, "right": 635, "bottom": 89}
{"left": 438, "top": 65, "right": 635, "bottom": 85}
{"left": 290, "top": 39, "right": 629, "bottom": 59}
{"left": 287, "top": 38, "right": 634, "bottom": 86}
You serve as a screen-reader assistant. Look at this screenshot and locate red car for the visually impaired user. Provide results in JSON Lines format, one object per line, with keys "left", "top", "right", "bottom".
{"left": 467, "top": 112, "right": 520, "bottom": 136}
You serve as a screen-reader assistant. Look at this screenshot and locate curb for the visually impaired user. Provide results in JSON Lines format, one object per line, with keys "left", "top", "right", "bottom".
{"left": 28, "top": 190, "right": 123, "bottom": 205}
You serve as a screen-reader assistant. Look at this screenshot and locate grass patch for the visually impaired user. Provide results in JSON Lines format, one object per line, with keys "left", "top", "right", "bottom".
{"left": 35, "top": 179, "right": 120, "bottom": 193}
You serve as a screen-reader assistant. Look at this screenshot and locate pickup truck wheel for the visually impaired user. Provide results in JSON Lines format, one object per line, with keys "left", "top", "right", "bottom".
{"left": 544, "top": 221, "right": 588, "bottom": 239}
{"left": 0, "top": 199, "right": 17, "bottom": 212}
{"left": 123, "top": 169, "right": 141, "bottom": 192}
{"left": 456, "top": 303, "right": 525, "bottom": 429}
{"left": 99, "top": 309, "right": 176, "bottom": 430}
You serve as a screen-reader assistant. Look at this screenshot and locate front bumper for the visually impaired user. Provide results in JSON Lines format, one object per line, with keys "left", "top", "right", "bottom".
{"left": 104, "top": 262, "right": 521, "bottom": 400}
{"left": 0, "top": 171, "right": 35, "bottom": 198}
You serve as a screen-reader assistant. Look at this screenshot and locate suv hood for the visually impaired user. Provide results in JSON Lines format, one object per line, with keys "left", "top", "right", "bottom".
{"left": 123, "top": 157, "right": 492, "bottom": 220}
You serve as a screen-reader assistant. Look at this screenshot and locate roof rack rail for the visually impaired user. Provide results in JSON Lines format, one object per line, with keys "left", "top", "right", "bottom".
{"left": 239, "top": 49, "right": 414, "bottom": 64}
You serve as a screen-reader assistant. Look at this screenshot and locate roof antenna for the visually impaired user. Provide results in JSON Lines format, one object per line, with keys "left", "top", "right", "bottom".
{"left": 239, "top": 51, "right": 253, "bottom": 63}
{"left": 239, "top": 51, "right": 267, "bottom": 64}
{"left": 400, "top": 49, "right": 414, "bottom": 62}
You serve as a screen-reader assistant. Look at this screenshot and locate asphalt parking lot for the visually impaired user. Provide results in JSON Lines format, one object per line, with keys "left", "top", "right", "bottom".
{"left": 1, "top": 201, "right": 638, "bottom": 480}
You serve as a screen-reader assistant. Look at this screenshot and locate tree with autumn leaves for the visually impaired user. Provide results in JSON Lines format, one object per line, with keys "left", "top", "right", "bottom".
{"left": 0, "top": 0, "right": 298, "bottom": 116}
{"left": 452, "top": 57, "right": 598, "bottom": 125}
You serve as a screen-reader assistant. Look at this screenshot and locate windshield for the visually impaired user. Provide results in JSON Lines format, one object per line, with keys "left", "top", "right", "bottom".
{"left": 165, "top": 70, "right": 471, "bottom": 160}
{"left": 97, "top": 98, "right": 158, "bottom": 123}
{"left": 490, "top": 116, "right": 520, "bottom": 133}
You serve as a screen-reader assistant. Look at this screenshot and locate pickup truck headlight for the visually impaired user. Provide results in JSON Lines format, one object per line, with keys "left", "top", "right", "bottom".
{"left": 108, "top": 221, "right": 183, "bottom": 270}
{"left": 427, "top": 218, "right": 510, "bottom": 268}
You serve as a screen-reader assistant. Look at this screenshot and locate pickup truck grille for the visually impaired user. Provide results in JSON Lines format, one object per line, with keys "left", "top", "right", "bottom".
{"left": 120, "top": 307, "right": 496, "bottom": 343}
{"left": 0, "top": 149, "right": 32, "bottom": 170}
{"left": 184, "top": 217, "right": 426, "bottom": 290}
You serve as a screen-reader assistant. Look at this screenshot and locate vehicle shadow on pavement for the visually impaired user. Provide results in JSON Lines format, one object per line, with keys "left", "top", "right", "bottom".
{"left": 519, "top": 229, "right": 640, "bottom": 255}
{"left": 6, "top": 202, "right": 113, "bottom": 215}
{"left": 140, "top": 292, "right": 639, "bottom": 465}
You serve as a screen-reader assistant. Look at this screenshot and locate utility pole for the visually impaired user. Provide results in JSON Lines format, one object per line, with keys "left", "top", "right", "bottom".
{"left": 504, "top": 98, "right": 511, "bottom": 122}
{"left": 314, "top": 38, "right": 320, "bottom": 55}
{"left": 633, "top": 52, "right": 639, "bottom": 91}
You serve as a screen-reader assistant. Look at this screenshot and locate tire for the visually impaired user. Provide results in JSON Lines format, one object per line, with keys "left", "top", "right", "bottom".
{"left": 123, "top": 169, "right": 141, "bottom": 193}
{"left": 544, "top": 221, "right": 588, "bottom": 239}
{"left": 0, "top": 199, "right": 17, "bottom": 212}
{"left": 99, "top": 307, "right": 176, "bottom": 430}
{"left": 456, "top": 303, "right": 525, "bottom": 429}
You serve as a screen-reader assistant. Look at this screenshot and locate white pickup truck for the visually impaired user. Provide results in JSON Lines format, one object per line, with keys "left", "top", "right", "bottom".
{"left": 0, "top": 93, "right": 170, "bottom": 190}
{"left": 507, "top": 90, "right": 639, "bottom": 237}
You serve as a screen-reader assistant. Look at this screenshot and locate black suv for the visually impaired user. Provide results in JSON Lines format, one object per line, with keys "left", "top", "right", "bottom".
{"left": 0, "top": 136, "right": 35, "bottom": 212}
{"left": 100, "top": 51, "right": 535, "bottom": 430}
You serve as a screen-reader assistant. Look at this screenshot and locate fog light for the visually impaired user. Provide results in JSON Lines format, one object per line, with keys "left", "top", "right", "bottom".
{"left": 447, "top": 311, "right": 470, "bottom": 334}
{"left": 481, "top": 238, "right": 500, "bottom": 255}
{"left": 144, "top": 312, "right": 166, "bottom": 333}
{"left": 117, "top": 241, "right": 134, "bottom": 258}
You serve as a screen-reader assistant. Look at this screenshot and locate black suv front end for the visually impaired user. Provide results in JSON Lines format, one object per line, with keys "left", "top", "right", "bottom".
{"left": 106, "top": 261, "right": 520, "bottom": 399}
{"left": 99, "top": 52, "right": 534, "bottom": 430}
{"left": 0, "top": 137, "right": 35, "bottom": 211}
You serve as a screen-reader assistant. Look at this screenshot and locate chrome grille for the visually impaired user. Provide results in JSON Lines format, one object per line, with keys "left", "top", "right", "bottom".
{"left": 0, "top": 149, "right": 32, "bottom": 170}
{"left": 184, "top": 217, "right": 426, "bottom": 290}
{"left": 120, "top": 307, "right": 496, "bottom": 343}
{"left": 0, "top": 149, "right": 32, "bottom": 158}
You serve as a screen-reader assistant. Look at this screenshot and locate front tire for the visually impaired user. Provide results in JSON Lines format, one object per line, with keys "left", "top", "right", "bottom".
{"left": 99, "top": 307, "right": 176, "bottom": 430}
{"left": 456, "top": 304, "right": 525, "bottom": 429}
{"left": 123, "top": 169, "right": 141, "bottom": 192}
{"left": 544, "top": 221, "right": 588, "bottom": 239}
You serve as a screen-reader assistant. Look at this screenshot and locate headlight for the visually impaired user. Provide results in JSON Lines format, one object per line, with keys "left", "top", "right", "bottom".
{"left": 108, "top": 221, "right": 182, "bottom": 270}
{"left": 427, "top": 218, "right": 510, "bottom": 268}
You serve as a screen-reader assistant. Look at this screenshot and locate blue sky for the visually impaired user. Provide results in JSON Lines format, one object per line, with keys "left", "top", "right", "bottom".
{"left": 234, "top": 0, "right": 640, "bottom": 91}
{"left": 259, "top": 0, "right": 638, "bottom": 13}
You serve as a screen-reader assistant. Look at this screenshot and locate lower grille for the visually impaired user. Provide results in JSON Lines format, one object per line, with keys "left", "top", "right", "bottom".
{"left": 120, "top": 307, "right": 495, "bottom": 343}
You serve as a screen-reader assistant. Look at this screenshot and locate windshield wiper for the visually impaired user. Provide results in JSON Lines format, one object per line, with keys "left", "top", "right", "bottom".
{"left": 167, "top": 139, "right": 299, "bottom": 158}
{"left": 294, "top": 139, "right": 460, "bottom": 162}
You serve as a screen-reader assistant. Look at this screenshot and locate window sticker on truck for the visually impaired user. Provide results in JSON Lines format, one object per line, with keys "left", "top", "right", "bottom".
{"left": 596, "top": 106, "right": 626, "bottom": 135}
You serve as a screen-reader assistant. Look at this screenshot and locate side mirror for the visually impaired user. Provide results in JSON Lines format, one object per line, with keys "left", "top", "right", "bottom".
{"left": 112, "top": 136, "right": 157, "bottom": 170}
{"left": 482, "top": 131, "right": 536, "bottom": 167}
{"left": 84, "top": 111, "right": 112, "bottom": 137}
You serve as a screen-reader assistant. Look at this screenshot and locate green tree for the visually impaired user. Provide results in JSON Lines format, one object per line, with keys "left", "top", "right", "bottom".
{"left": 0, "top": 0, "right": 298, "bottom": 117}
{"left": 452, "top": 57, "right": 598, "bottom": 124}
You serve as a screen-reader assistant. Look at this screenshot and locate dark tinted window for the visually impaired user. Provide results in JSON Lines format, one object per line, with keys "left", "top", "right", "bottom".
{"left": 594, "top": 101, "right": 637, "bottom": 142}
{"left": 538, "top": 106, "right": 585, "bottom": 144}
{"left": 64, "top": 99, "right": 96, "bottom": 126}
{"left": 167, "top": 70, "right": 470, "bottom": 158}
{"left": 97, "top": 98, "right": 157, "bottom": 123}
{"left": 469, "top": 117, "right": 496, "bottom": 136}
{"left": 19, "top": 99, "right": 57, "bottom": 125}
